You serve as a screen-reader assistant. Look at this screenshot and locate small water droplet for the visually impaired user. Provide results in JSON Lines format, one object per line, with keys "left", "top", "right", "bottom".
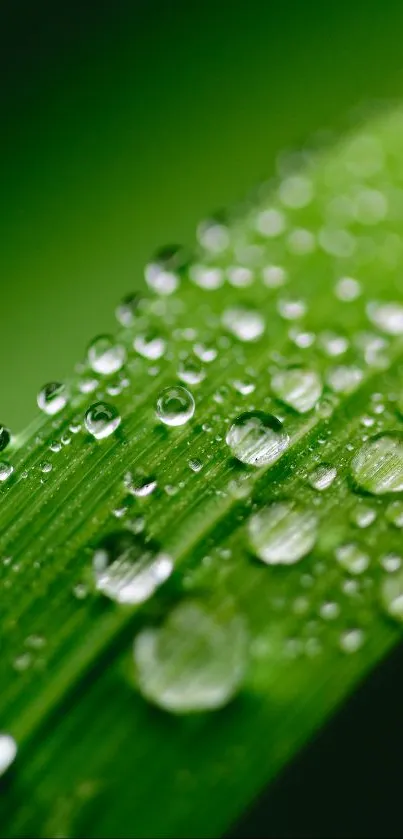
{"left": 0, "top": 734, "right": 17, "bottom": 777}
{"left": 339, "top": 628, "right": 365, "bottom": 654}
{"left": 226, "top": 411, "right": 289, "bottom": 467}
{"left": 37, "top": 382, "right": 68, "bottom": 416}
{"left": 134, "top": 331, "right": 166, "bottom": 360}
{"left": 222, "top": 307, "right": 265, "bottom": 342}
{"left": 115, "top": 293, "right": 142, "bottom": 327}
{"left": 190, "top": 264, "right": 224, "bottom": 290}
{"left": 335, "top": 276, "right": 361, "bottom": 301}
{"left": 277, "top": 298, "right": 307, "bottom": 321}
{"left": 351, "top": 433, "right": 403, "bottom": 495}
{"left": 336, "top": 543, "right": 370, "bottom": 575}
{"left": 309, "top": 463, "right": 337, "bottom": 491}
{"left": 93, "top": 531, "right": 173, "bottom": 605}
{"left": 189, "top": 458, "right": 203, "bottom": 473}
{"left": 227, "top": 265, "right": 253, "bottom": 288}
{"left": 40, "top": 462, "right": 52, "bottom": 474}
{"left": 262, "top": 265, "right": 287, "bottom": 288}
{"left": 248, "top": 501, "right": 318, "bottom": 565}
{"left": 386, "top": 500, "right": 403, "bottom": 528}
{"left": 231, "top": 377, "right": 256, "bottom": 396}
{"left": 272, "top": 367, "right": 322, "bottom": 413}
{"left": 133, "top": 600, "right": 248, "bottom": 713}
{"left": 84, "top": 402, "right": 121, "bottom": 440}
{"left": 380, "top": 553, "right": 401, "bottom": 573}
{"left": 87, "top": 335, "right": 126, "bottom": 376}
{"left": 381, "top": 568, "right": 403, "bottom": 621}
{"left": 193, "top": 343, "right": 217, "bottom": 363}
{"left": 177, "top": 355, "right": 206, "bottom": 385}
{"left": 124, "top": 471, "right": 157, "bottom": 498}
{"left": 156, "top": 386, "right": 195, "bottom": 427}
{"left": 319, "top": 601, "right": 340, "bottom": 620}
{"left": 367, "top": 301, "right": 403, "bottom": 335}
{"left": 327, "top": 365, "right": 363, "bottom": 394}
{"left": 255, "top": 208, "right": 286, "bottom": 238}
{"left": 351, "top": 504, "right": 377, "bottom": 528}
{"left": 0, "top": 426, "right": 10, "bottom": 452}
{"left": 197, "top": 218, "right": 230, "bottom": 253}
{"left": 145, "top": 245, "right": 187, "bottom": 295}
{"left": 0, "top": 461, "right": 13, "bottom": 482}
{"left": 279, "top": 175, "right": 313, "bottom": 208}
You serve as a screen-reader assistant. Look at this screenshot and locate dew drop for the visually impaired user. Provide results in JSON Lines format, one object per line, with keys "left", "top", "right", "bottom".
{"left": 226, "top": 411, "right": 289, "bottom": 467}
{"left": 88, "top": 335, "right": 126, "bottom": 376}
{"left": 326, "top": 365, "right": 363, "bottom": 394}
{"left": 133, "top": 600, "right": 248, "bottom": 713}
{"left": 0, "top": 734, "right": 17, "bottom": 777}
{"left": 193, "top": 342, "right": 217, "bottom": 363}
{"left": 262, "top": 265, "right": 287, "bottom": 288}
{"left": 145, "top": 245, "right": 187, "bottom": 295}
{"left": 93, "top": 531, "right": 173, "bottom": 605}
{"left": 351, "top": 504, "right": 377, "bottom": 528}
{"left": 277, "top": 298, "right": 307, "bottom": 321}
{"left": 197, "top": 218, "right": 230, "bottom": 253}
{"left": 248, "top": 501, "right": 318, "bottom": 565}
{"left": 351, "top": 433, "right": 403, "bottom": 495}
{"left": 115, "top": 292, "right": 142, "bottom": 327}
{"left": 222, "top": 307, "right": 265, "bottom": 342}
{"left": 37, "top": 382, "right": 68, "bottom": 416}
{"left": 156, "top": 386, "right": 195, "bottom": 427}
{"left": 335, "top": 276, "right": 361, "bottom": 302}
{"left": 279, "top": 175, "right": 313, "bottom": 208}
{"left": 177, "top": 355, "right": 206, "bottom": 385}
{"left": 271, "top": 367, "right": 322, "bottom": 413}
{"left": 0, "top": 426, "right": 10, "bottom": 452}
{"left": 367, "top": 301, "right": 403, "bottom": 335}
{"left": 190, "top": 264, "right": 224, "bottom": 290}
{"left": 124, "top": 471, "right": 157, "bottom": 498}
{"left": 386, "top": 500, "right": 403, "bottom": 528}
{"left": 84, "top": 402, "right": 121, "bottom": 440}
{"left": 339, "top": 628, "right": 365, "bottom": 654}
{"left": 0, "top": 462, "right": 13, "bottom": 482}
{"left": 189, "top": 458, "right": 203, "bottom": 473}
{"left": 309, "top": 463, "right": 337, "bottom": 491}
{"left": 381, "top": 568, "right": 403, "bottom": 621}
{"left": 380, "top": 553, "right": 401, "bottom": 573}
{"left": 336, "top": 543, "right": 370, "bottom": 575}
{"left": 319, "top": 601, "right": 340, "bottom": 621}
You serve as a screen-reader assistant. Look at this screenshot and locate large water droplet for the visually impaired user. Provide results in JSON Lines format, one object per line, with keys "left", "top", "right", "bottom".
{"left": 133, "top": 600, "right": 248, "bottom": 713}
{"left": 381, "top": 568, "right": 403, "bottom": 621}
{"left": 0, "top": 462, "right": 14, "bottom": 482}
{"left": 367, "top": 301, "right": 403, "bottom": 335}
{"left": 222, "top": 306, "right": 265, "bottom": 342}
{"left": 84, "top": 402, "right": 121, "bottom": 440}
{"left": 351, "top": 433, "right": 403, "bottom": 495}
{"left": 0, "top": 734, "right": 17, "bottom": 777}
{"left": 335, "top": 543, "right": 370, "bottom": 575}
{"left": 156, "top": 386, "right": 195, "bottom": 427}
{"left": 0, "top": 426, "right": 10, "bottom": 452}
{"left": 271, "top": 367, "right": 322, "bottom": 413}
{"left": 226, "top": 411, "right": 289, "bottom": 467}
{"left": 87, "top": 335, "right": 126, "bottom": 375}
{"left": 93, "top": 531, "right": 172, "bottom": 605}
{"left": 248, "top": 501, "right": 318, "bottom": 565}
{"left": 37, "top": 382, "right": 68, "bottom": 415}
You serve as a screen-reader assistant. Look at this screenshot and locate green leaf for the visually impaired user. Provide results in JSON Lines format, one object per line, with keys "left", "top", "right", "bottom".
{"left": 2, "top": 107, "right": 403, "bottom": 838}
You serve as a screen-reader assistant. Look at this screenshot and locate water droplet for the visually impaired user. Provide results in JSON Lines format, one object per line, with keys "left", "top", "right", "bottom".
{"left": 93, "top": 531, "right": 173, "bottom": 605}
{"left": 84, "top": 402, "right": 121, "bottom": 440}
{"left": 124, "top": 471, "right": 157, "bottom": 498}
{"left": 156, "top": 386, "right": 195, "bottom": 427}
{"left": 351, "top": 504, "right": 377, "bottom": 528}
{"left": 88, "top": 335, "right": 126, "bottom": 376}
{"left": 326, "top": 365, "right": 363, "bottom": 394}
{"left": 231, "top": 378, "right": 256, "bottom": 396}
{"left": 319, "top": 227, "right": 355, "bottom": 258}
{"left": 0, "top": 426, "right": 10, "bottom": 452}
{"left": 78, "top": 376, "right": 98, "bottom": 394}
{"left": 0, "top": 734, "right": 17, "bottom": 777}
{"left": 227, "top": 265, "right": 253, "bottom": 288}
{"left": 386, "top": 500, "right": 403, "bottom": 528}
{"left": 367, "top": 301, "right": 403, "bottom": 335}
{"left": 189, "top": 458, "right": 203, "bottom": 473}
{"left": 339, "top": 628, "right": 365, "bottom": 654}
{"left": 335, "top": 276, "right": 361, "bottom": 302}
{"left": 255, "top": 208, "right": 286, "bottom": 238}
{"left": 318, "top": 331, "right": 349, "bottom": 357}
{"left": 145, "top": 245, "right": 187, "bottom": 295}
{"left": 309, "top": 463, "right": 337, "bottom": 491}
{"left": 0, "top": 461, "right": 13, "bottom": 482}
{"left": 177, "top": 355, "right": 206, "bottom": 385}
{"left": 37, "top": 382, "right": 68, "bottom": 415}
{"left": 336, "top": 543, "right": 370, "bottom": 575}
{"left": 222, "top": 307, "right": 265, "bottom": 342}
{"left": 193, "top": 342, "right": 217, "bottom": 363}
{"left": 287, "top": 228, "right": 316, "bottom": 254}
{"left": 115, "top": 293, "right": 142, "bottom": 326}
{"left": 226, "top": 411, "right": 289, "bottom": 467}
{"left": 380, "top": 553, "right": 401, "bottom": 573}
{"left": 354, "top": 189, "right": 387, "bottom": 225}
{"left": 134, "top": 331, "right": 166, "bottom": 360}
{"left": 351, "top": 433, "right": 403, "bottom": 495}
{"left": 279, "top": 175, "right": 313, "bottom": 208}
{"left": 248, "top": 501, "right": 318, "bottom": 565}
{"left": 40, "top": 462, "right": 52, "bottom": 474}
{"left": 190, "top": 264, "right": 224, "bottom": 290}
{"left": 133, "top": 600, "right": 248, "bottom": 713}
{"left": 197, "top": 218, "right": 230, "bottom": 253}
{"left": 262, "top": 265, "right": 287, "bottom": 288}
{"left": 319, "top": 601, "right": 340, "bottom": 621}
{"left": 271, "top": 367, "right": 322, "bottom": 413}
{"left": 277, "top": 298, "right": 307, "bottom": 321}
{"left": 381, "top": 568, "right": 403, "bottom": 621}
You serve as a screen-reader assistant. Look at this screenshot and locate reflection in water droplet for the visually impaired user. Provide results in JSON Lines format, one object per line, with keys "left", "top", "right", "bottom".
{"left": 0, "top": 426, "right": 10, "bottom": 453}
{"left": 222, "top": 307, "right": 265, "bottom": 342}
{"left": 133, "top": 600, "right": 248, "bottom": 713}
{"left": 0, "top": 734, "right": 17, "bottom": 777}
{"left": 367, "top": 301, "right": 403, "bottom": 335}
{"left": 226, "top": 411, "right": 289, "bottom": 467}
{"left": 272, "top": 367, "right": 322, "bottom": 413}
{"left": 336, "top": 543, "right": 370, "bottom": 575}
{"left": 37, "top": 382, "right": 68, "bottom": 416}
{"left": 93, "top": 531, "right": 172, "bottom": 605}
{"left": 309, "top": 463, "right": 337, "bottom": 491}
{"left": 248, "top": 501, "right": 318, "bottom": 565}
{"left": 0, "top": 462, "right": 13, "bottom": 482}
{"left": 156, "top": 386, "right": 195, "bottom": 427}
{"left": 84, "top": 402, "right": 121, "bottom": 440}
{"left": 88, "top": 335, "right": 126, "bottom": 376}
{"left": 381, "top": 568, "right": 403, "bottom": 621}
{"left": 351, "top": 434, "right": 403, "bottom": 495}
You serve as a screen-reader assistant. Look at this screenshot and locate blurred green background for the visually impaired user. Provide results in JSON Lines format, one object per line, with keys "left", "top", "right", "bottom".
{"left": 2, "top": 0, "right": 403, "bottom": 433}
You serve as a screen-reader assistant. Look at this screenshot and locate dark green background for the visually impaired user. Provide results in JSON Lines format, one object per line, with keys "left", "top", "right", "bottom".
{"left": 2, "top": 0, "right": 403, "bottom": 430}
